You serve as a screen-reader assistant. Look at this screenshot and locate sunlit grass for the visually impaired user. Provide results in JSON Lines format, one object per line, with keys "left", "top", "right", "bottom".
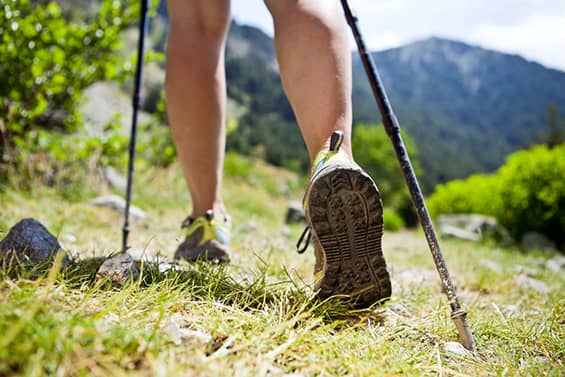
{"left": 0, "top": 159, "right": 563, "bottom": 376}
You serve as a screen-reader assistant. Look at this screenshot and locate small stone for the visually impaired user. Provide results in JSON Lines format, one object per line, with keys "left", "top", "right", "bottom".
{"left": 502, "top": 303, "right": 521, "bottom": 318}
{"left": 443, "top": 341, "right": 468, "bottom": 356}
{"left": 280, "top": 226, "right": 292, "bottom": 238}
{"left": 479, "top": 259, "right": 502, "bottom": 274}
{"left": 545, "top": 256, "right": 565, "bottom": 272}
{"left": 388, "top": 303, "right": 413, "bottom": 318}
{"left": 515, "top": 274, "right": 550, "bottom": 294}
{"left": 89, "top": 195, "right": 146, "bottom": 220}
{"left": 239, "top": 221, "right": 259, "bottom": 233}
{"left": 285, "top": 201, "right": 305, "bottom": 224}
{"left": 95, "top": 253, "right": 139, "bottom": 286}
{"left": 521, "top": 232, "right": 555, "bottom": 252}
{"left": 0, "top": 218, "right": 68, "bottom": 266}
{"left": 163, "top": 320, "right": 212, "bottom": 346}
{"left": 103, "top": 166, "right": 127, "bottom": 192}
{"left": 61, "top": 234, "right": 77, "bottom": 244}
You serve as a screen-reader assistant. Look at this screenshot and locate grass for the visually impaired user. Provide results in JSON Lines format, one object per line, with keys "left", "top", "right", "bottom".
{"left": 0, "top": 158, "right": 563, "bottom": 376}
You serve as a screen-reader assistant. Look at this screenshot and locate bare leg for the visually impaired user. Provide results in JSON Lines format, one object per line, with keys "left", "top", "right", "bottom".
{"left": 165, "top": 0, "right": 230, "bottom": 218}
{"left": 265, "top": 0, "right": 353, "bottom": 161}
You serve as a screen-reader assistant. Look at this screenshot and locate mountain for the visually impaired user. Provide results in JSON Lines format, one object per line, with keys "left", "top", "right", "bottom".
{"left": 352, "top": 38, "right": 565, "bottom": 187}
{"left": 153, "top": 6, "right": 565, "bottom": 190}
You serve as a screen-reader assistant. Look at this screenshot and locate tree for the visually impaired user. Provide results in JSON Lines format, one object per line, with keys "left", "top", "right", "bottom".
{"left": 352, "top": 124, "right": 421, "bottom": 223}
{"left": 545, "top": 103, "right": 564, "bottom": 148}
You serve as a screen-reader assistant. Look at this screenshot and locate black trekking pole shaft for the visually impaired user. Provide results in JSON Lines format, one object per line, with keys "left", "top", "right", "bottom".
{"left": 122, "top": 0, "right": 150, "bottom": 252}
{"left": 339, "top": 0, "right": 475, "bottom": 351}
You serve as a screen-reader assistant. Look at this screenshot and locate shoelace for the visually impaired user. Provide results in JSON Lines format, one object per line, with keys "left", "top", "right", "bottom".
{"left": 296, "top": 226, "right": 311, "bottom": 254}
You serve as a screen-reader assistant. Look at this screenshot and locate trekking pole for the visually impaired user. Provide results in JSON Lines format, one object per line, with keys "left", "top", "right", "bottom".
{"left": 122, "top": 0, "right": 150, "bottom": 252}
{"left": 339, "top": 0, "right": 475, "bottom": 351}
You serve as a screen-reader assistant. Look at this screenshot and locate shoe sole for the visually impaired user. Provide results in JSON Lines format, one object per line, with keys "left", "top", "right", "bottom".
{"left": 306, "top": 165, "right": 391, "bottom": 307}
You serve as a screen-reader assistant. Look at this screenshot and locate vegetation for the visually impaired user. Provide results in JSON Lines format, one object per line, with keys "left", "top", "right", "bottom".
{"left": 0, "top": 0, "right": 136, "bottom": 165}
{"left": 1, "top": 161, "right": 563, "bottom": 376}
{"left": 428, "top": 144, "right": 565, "bottom": 248}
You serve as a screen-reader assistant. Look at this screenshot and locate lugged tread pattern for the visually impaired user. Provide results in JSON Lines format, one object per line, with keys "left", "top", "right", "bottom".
{"left": 307, "top": 166, "right": 391, "bottom": 307}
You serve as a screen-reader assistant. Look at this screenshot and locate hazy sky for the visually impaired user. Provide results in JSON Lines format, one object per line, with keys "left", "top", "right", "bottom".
{"left": 232, "top": 0, "right": 565, "bottom": 71}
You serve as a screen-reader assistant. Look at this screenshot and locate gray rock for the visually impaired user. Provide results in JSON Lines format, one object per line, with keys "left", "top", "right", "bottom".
{"left": 388, "top": 303, "right": 414, "bottom": 318}
{"left": 280, "top": 226, "right": 292, "bottom": 238}
{"left": 515, "top": 274, "right": 550, "bottom": 294}
{"left": 238, "top": 221, "right": 259, "bottom": 233}
{"left": 89, "top": 195, "right": 146, "bottom": 220}
{"left": 443, "top": 341, "right": 469, "bottom": 356}
{"left": 521, "top": 232, "right": 555, "bottom": 252}
{"left": 438, "top": 214, "right": 512, "bottom": 244}
{"left": 439, "top": 224, "right": 481, "bottom": 241}
{"left": 285, "top": 201, "right": 305, "bottom": 224}
{"left": 0, "top": 218, "right": 68, "bottom": 266}
{"left": 103, "top": 166, "right": 127, "bottom": 192}
{"left": 479, "top": 259, "right": 502, "bottom": 274}
{"left": 80, "top": 81, "right": 151, "bottom": 137}
{"left": 545, "top": 256, "right": 565, "bottom": 272}
{"left": 95, "top": 253, "right": 139, "bottom": 286}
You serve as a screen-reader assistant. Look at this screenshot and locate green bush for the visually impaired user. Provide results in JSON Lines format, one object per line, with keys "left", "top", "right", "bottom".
{"left": 352, "top": 124, "right": 420, "bottom": 224}
{"left": 0, "top": 0, "right": 135, "bottom": 166}
{"left": 383, "top": 208, "right": 405, "bottom": 231}
{"left": 497, "top": 145, "right": 565, "bottom": 247}
{"left": 428, "top": 144, "right": 565, "bottom": 248}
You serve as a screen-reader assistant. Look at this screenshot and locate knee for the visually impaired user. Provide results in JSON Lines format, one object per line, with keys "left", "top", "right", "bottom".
{"left": 264, "top": 0, "right": 342, "bottom": 33}
{"left": 168, "top": 3, "right": 230, "bottom": 43}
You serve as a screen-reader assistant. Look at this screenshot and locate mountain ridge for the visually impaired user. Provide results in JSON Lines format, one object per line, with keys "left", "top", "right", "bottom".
{"left": 153, "top": 7, "right": 565, "bottom": 189}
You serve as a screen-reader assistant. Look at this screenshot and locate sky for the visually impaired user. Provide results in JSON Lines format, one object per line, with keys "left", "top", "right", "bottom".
{"left": 231, "top": 0, "right": 565, "bottom": 71}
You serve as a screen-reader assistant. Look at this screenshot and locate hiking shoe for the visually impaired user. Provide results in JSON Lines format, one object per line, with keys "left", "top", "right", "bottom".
{"left": 174, "top": 210, "right": 231, "bottom": 262}
{"left": 297, "top": 131, "right": 391, "bottom": 306}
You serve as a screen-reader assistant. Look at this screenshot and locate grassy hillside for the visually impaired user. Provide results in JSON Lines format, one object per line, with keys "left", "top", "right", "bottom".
{"left": 0, "top": 160, "right": 563, "bottom": 376}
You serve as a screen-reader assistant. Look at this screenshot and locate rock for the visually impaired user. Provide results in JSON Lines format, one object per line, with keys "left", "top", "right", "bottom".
{"left": 439, "top": 224, "right": 480, "bottom": 241}
{"left": 95, "top": 253, "right": 139, "bottom": 286}
{"left": 515, "top": 274, "right": 550, "bottom": 294}
{"left": 394, "top": 268, "right": 437, "bottom": 287}
{"left": 280, "top": 226, "right": 292, "bottom": 238}
{"left": 239, "top": 221, "right": 259, "bottom": 233}
{"left": 388, "top": 303, "right": 413, "bottom": 318}
{"left": 89, "top": 195, "right": 146, "bottom": 220}
{"left": 163, "top": 319, "right": 212, "bottom": 346}
{"left": 545, "top": 256, "right": 565, "bottom": 272}
{"left": 502, "top": 303, "right": 521, "bottom": 318}
{"left": 521, "top": 232, "right": 555, "bottom": 252}
{"left": 479, "top": 259, "right": 502, "bottom": 274}
{"left": 285, "top": 201, "right": 305, "bottom": 224}
{"left": 80, "top": 81, "right": 151, "bottom": 137}
{"left": 0, "top": 218, "right": 68, "bottom": 266}
{"left": 438, "top": 214, "right": 512, "bottom": 244}
{"left": 103, "top": 166, "right": 127, "bottom": 192}
{"left": 443, "top": 341, "right": 469, "bottom": 356}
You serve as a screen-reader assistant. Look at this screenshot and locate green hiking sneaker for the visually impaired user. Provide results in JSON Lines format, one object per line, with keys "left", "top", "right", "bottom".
{"left": 174, "top": 210, "right": 231, "bottom": 262}
{"left": 297, "top": 131, "right": 391, "bottom": 307}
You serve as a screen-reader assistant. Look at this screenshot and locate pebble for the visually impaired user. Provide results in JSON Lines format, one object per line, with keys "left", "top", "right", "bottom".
{"left": 89, "top": 195, "right": 147, "bottom": 220}
{"left": 95, "top": 253, "right": 139, "bottom": 286}
{"left": 443, "top": 341, "right": 468, "bottom": 356}
{"left": 515, "top": 274, "right": 550, "bottom": 294}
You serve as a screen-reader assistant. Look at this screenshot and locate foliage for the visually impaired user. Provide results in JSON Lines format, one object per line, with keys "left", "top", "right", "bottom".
{"left": 383, "top": 208, "right": 405, "bottom": 231}
{"left": 428, "top": 144, "right": 565, "bottom": 248}
{"left": 541, "top": 103, "right": 564, "bottom": 148}
{"left": 0, "top": 0, "right": 137, "bottom": 165}
{"left": 352, "top": 124, "right": 420, "bottom": 224}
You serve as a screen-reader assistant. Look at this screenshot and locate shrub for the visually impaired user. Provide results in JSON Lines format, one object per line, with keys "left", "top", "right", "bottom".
{"left": 428, "top": 144, "right": 565, "bottom": 248}
{"left": 0, "top": 0, "right": 136, "bottom": 168}
{"left": 496, "top": 145, "right": 565, "bottom": 247}
{"left": 383, "top": 209, "right": 405, "bottom": 231}
{"left": 352, "top": 124, "right": 420, "bottom": 224}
